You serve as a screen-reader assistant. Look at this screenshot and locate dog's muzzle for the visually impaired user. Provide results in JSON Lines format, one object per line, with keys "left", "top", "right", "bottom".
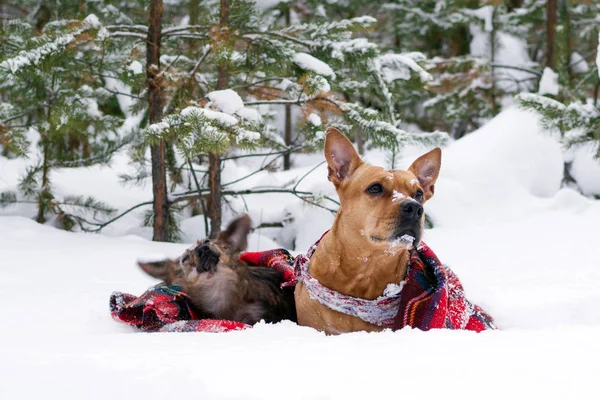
{"left": 393, "top": 200, "right": 424, "bottom": 245}
{"left": 195, "top": 244, "right": 220, "bottom": 273}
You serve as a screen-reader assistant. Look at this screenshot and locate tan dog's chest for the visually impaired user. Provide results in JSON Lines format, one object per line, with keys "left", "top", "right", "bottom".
{"left": 294, "top": 282, "right": 384, "bottom": 334}
{"left": 293, "top": 232, "right": 410, "bottom": 335}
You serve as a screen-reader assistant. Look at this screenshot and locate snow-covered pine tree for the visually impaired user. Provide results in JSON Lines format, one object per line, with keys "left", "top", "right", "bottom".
{"left": 0, "top": 11, "right": 127, "bottom": 229}
{"left": 517, "top": 92, "right": 599, "bottom": 159}
{"left": 143, "top": 0, "right": 449, "bottom": 236}
{"left": 361, "top": 1, "right": 493, "bottom": 138}
{"left": 516, "top": 5, "right": 600, "bottom": 185}
{"left": 517, "top": 26, "right": 600, "bottom": 167}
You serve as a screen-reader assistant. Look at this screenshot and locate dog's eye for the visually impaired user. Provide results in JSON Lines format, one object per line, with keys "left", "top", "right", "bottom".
{"left": 366, "top": 183, "right": 384, "bottom": 195}
{"left": 414, "top": 189, "right": 424, "bottom": 202}
{"left": 181, "top": 254, "right": 190, "bottom": 263}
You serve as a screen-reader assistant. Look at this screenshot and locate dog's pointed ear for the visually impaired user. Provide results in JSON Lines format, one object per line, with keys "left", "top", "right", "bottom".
{"left": 324, "top": 127, "right": 363, "bottom": 186}
{"left": 218, "top": 214, "right": 252, "bottom": 253}
{"left": 138, "top": 260, "right": 172, "bottom": 283}
{"left": 408, "top": 147, "right": 441, "bottom": 201}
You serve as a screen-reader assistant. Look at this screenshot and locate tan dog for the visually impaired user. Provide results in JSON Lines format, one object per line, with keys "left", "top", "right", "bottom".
{"left": 294, "top": 128, "right": 441, "bottom": 334}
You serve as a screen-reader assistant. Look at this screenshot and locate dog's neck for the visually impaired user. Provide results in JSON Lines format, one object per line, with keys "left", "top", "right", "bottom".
{"left": 309, "top": 216, "right": 410, "bottom": 300}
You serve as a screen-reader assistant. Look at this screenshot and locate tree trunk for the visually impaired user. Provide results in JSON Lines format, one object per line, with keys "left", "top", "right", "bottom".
{"left": 282, "top": 5, "right": 293, "bottom": 170}
{"left": 284, "top": 104, "right": 292, "bottom": 170}
{"left": 355, "top": 126, "right": 365, "bottom": 155}
{"left": 560, "top": 0, "right": 571, "bottom": 88}
{"left": 37, "top": 139, "right": 49, "bottom": 224}
{"left": 546, "top": 0, "right": 557, "bottom": 68}
{"left": 207, "top": 0, "right": 230, "bottom": 238}
{"left": 188, "top": 0, "right": 200, "bottom": 55}
{"left": 490, "top": 7, "right": 498, "bottom": 116}
{"left": 207, "top": 153, "right": 222, "bottom": 238}
{"left": 147, "top": 0, "right": 169, "bottom": 242}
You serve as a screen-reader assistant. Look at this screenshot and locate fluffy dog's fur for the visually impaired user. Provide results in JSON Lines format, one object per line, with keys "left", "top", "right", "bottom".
{"left": 138, "top": 215, "right": 296, "bottom": 325}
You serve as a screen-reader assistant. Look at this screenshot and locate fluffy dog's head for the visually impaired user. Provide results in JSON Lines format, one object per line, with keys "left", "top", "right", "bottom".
{"left": 325, "top": 127, "right": 441, "bottom": 249}
{"left": 137, "top": 214, "right": 252, "bottom": 286}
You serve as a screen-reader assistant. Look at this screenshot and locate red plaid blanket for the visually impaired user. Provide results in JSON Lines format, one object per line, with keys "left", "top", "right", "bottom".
{"left": 110, "top": 249, "right": 295, "bottom": 333}
{"left": 110, "top": 239, "right": 495, "bottom": 333}
{"left": 393, "top": 242, "right": 496, "bottom": 332}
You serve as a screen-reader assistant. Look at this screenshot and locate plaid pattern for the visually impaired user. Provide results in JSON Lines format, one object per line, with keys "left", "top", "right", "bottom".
{"left": 239, "top": 249, "right": 296, "bottom": 284}
{"left": 110, "top": 283, "right": 250, "bottom": 333}
{"left": 393, "top": 242, "right": 496, "bottom": 332}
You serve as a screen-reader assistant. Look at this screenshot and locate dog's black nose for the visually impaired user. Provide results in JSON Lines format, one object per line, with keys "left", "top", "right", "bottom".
{"left": 401, "top": 200, "right": 423, "bottom": 220}
{"left": 195, "top": 243, "right": 220, "bottom": 273}
{"left": 195, "top": 243, "right": 212, "bottom": 257}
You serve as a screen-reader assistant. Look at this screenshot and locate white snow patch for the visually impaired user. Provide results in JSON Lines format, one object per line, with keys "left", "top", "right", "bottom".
{"left": 463, "top": 5, "right": 494, "bottom": 32}
{"left": 127, "top": 60, "right": 143, "bottom": 75}
{"left": 384, "top": 234, "right": 414, "bottom": 255}
{"left": 293, "top": 52, "right": 336, "bottom": 79}
{"left": 235, "top": 107, "right": 262, "bottom": 123}
{"left": 538, "top": 67, "right": 559, "bottom": 96}
{"left": 376, "top": 53, "right": 432, "bottom": 82}
{"left": 570, "top": 144, "right": 600, "bottom": 195}
{"left": 237, "top": 129, "right": 261, "bottom": 142}
{"left": 392, "top": 190, "right": 405, "bottom": 203}
{"left": 251, "top": 0, "right": 284, "bottom": 10}
{"left": 83, "top": 14, "right": 101, "bottom": 29}
{"left": 570, "top": 52, "right": 589, "bottom": 74}
{"left": 181, "top": 106, "right": 238, "bottom": 126}
{"left": 383, "top": 281, "right": 405, "bottom": 297}
{"left": 207, "top": 89, "right": 244, "bottom": 115}
{"left": 306, "top": 113, "right": 322, "bottom": 127}
{"left": 308, "top": 75, "right": 331, "bottom": 93}
{"left": 136, "top": 253, "right": 170, "bottom": 263}
{"left": 470, "top": 27, "right": 533, "bottom": 92}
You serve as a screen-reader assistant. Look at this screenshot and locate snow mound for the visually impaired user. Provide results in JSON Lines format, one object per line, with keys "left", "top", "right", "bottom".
{"left": 418, "top": 107, "right": 564, "bottom": 227}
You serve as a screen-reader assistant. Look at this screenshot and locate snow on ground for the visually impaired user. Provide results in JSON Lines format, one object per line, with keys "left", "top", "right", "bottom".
{"left": 1, "top": 107, "right": 600, "bottom": 399}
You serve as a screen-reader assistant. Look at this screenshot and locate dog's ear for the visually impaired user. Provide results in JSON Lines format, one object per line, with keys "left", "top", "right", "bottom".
{"left": 408, "top": 147, "right": 441, "bottom": 201}
{"left": 324, "top": 127, "right": 363, "bottom": 186}
{"left": 218, "top": 214, "right": 252, "bottom": 253}
{"left": 137, "top": 260, "right": 173, "bottom": 283}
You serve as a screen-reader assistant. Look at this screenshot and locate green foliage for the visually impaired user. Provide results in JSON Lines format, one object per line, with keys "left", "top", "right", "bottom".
{"left": 0, "top": 9, "right": 127, "bottom": 230}
{"left": 517, "top": 93, "right": 600, "bottom": 159}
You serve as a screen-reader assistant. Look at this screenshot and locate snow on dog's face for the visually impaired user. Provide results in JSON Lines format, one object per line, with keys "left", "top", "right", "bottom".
{"left": 137, "top": 215, "right": 252, "bottom": 287}
{"left": 324, "top": 127, "right": 441, "bottom": 249}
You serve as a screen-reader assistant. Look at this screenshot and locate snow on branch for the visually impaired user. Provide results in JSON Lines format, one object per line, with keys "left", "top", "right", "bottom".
{"left": 375, "top": 53, "right": 432, "bottom": 83}
{"left": 282, "top": 16, "right": 377, "bottom": 35}
{"left": 293, "top": 53, "right": 336, "bottom": 79}
{"left": 339, "top": 102, "right": 449, "bottom": 149}
{"left": 0, "top": 14, "right": 101, "bottom": 74}
{"left": 516, "top": 93, "right": 566, "bottom": 121}
{"left": 461, "top": 5, "right": 494, "bottom": 32}
{"left": 145, "top": 102, "right": 263, "bottom": 156}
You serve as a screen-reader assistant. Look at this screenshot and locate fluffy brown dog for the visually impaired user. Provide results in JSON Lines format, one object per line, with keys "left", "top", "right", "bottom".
{"left": 138, "top": 215, "right": 296, "bottom": 325}
{"left": 294, "top": 127, "right": 441, "bottom": 334}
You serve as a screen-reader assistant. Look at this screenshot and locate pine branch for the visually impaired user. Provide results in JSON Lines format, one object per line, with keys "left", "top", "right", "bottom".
{"left": 105, "top": 25, "right": 148, "bottom": 34}
{"left": 162, "top": 25, "right": 210, "bottom": 35}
